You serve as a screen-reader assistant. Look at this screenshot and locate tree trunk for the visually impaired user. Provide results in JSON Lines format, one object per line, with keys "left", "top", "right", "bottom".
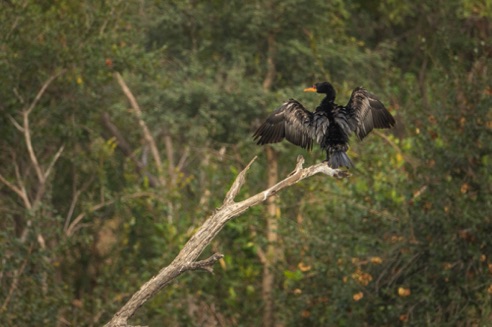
{"left": 261, "top": 28, "right": 280, "bottom": 327}
{"left": 262, "top": 146, "right": 279, "bottom": 327}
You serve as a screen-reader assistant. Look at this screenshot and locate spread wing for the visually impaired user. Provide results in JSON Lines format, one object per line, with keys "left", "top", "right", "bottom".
{"left": 346, "top": 87, "right": 396, "bottom": 140}
{"left": 253, "top": 99, "right": 315, "bottom": 150}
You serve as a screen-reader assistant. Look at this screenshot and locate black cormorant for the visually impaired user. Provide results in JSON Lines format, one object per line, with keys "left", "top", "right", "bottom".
{"left": 253, "top": 82, "right": 396, "bottom": 168}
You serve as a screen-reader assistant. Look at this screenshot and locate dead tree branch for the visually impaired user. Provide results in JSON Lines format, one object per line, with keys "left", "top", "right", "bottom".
{"left": 104, "top": 155, "right": 347, "bottom": 327}
{"left": 114, "top": 72, "right": 164, "bottom": 186}
{"left": 23, "top": 71, "right": 65, "bottom": 186}
{"left": 0, "top": 71, "right": 65, "bottom": 226}
{"left": 0, "top": 173, "right": 30, "bottom": 209}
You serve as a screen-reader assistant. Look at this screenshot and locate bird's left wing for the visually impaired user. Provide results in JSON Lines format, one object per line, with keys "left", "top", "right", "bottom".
{"left": 253, "top": 99, "right": 315, "bottom": 150}
{"left": 346, "top": 87, "right": 396, "bottom": 140}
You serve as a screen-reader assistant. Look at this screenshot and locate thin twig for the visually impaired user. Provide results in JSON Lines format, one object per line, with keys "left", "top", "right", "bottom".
{"left": 44, "top": 144, "right": 65, "bottom": 180}
{"left": 7, "top": 114, "right": 24, "bottom": 132}
{"left": 176, "top": 146, "right": 190, "bottom": 172}
{"left": 65, "top": 189, "right": 81, "bottom": 232}
{"left": 12, "top": 88, "right": 25, "bottom": 104}
{"left": 25, "top": 70, "right": 65, "bottom": 115}
{"left": 66, "top": 202, "right": 114, "bottom": 237}
{"left": 0, "top": 174, "right": 24, "bottom": 200}
{"left": 22, "top": 109, "right": 44, "bottom": 183}
{"left": 0, "top": 156, "right": 32, "bottom": 210}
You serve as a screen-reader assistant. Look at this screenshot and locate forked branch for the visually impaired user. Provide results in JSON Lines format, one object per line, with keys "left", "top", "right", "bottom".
{"left": 104, "top": 156, "right": 347, "bottom": 327}
{"left": 0, "top": 71, "right": 65, "bottom": 210}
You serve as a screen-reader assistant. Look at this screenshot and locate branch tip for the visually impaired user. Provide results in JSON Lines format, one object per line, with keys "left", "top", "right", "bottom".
{"left": 288, "top": 155, "right": 305, "bottom": 176}
{"left": 245, "top": 155, "right": 258, "bottom": 170}
{"left": 223, "top": 156, "right": 257, "bottom": 204}
{"left": 295, "top": 155, "right": 305, "bottom": 170}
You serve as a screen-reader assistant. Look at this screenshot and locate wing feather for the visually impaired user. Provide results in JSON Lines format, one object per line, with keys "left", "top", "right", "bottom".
{"left": 311, "top": 111, "right": 330, "bottom": 144}
{"left": 253, "top": 99, "right": 315, "bottom": 150}
{"left": 346, "top": 87, "right": 396, "bottom": 140}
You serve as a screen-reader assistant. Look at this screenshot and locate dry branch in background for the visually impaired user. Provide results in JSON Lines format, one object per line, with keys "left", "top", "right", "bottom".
{"left": 114, "top": 72, "right": 165, "bottom": 186}
{"left": 0, "top": 71, "right": 66, "bottom": 311}
{"left": 104, "top": 156, "right": 347, "bottom": 327}
{"left": 0, "top": 70, "right": 66, "bottom": 212}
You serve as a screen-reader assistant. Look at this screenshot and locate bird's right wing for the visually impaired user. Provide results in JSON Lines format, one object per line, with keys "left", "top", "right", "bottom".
{"left": 253, "top": 99, "right": 315, "bottom": 150}
{"left": 346, "top": 87, "right": 396, "bottom": 140}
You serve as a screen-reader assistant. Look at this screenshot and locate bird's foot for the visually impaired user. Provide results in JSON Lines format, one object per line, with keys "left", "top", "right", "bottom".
{"left": 322, "top": 159, "right": 351, "bottom": 178}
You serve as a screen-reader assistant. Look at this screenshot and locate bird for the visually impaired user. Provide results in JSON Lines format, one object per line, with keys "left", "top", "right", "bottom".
{"left": 253, "top": 82, "right": 396, "bottom": 168}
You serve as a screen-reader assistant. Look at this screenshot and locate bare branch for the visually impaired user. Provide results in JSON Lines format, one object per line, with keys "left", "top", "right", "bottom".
{"left": 223, "top": 156, "right": 257, "bottom": 205}
{"left": 104, "top": 156, "right": 346, "bottom": 327}
{"left": 12, "top": 88, "right": 25, "bottom": 104}
{"left": 12, "top": 153, "right": 23, "bottom": 183}
{"left": 176, "top": 146, "right": 190, "bottom": 172}
{"left": 187, "top": 253, "right": 224, "bottom": 273}
{"left": 44, "top": 144, "right": 65, "bottom": 180}
{"left": 4, "top": 71, "right": 65, "bottom": 209}
{"left": 292, "top": 155, "right": 305, "bottom": 174}
{"left": 65, "top": 201, "right": 113, "bottom": 237}
{"left": 114, "top": 72, "right": 164, "bottom": 185}
{"left": 22, "top": 70, "right": 66, "bottom": 184}
{"left": 25, "top": 70, "right": 65, "bottom": 115}
{"left": 101, "top": 112, "right": 136, "bottom": 159}
{"left": 65, "top": 189, "right": 81, "bottom": 232}
{"left": 7, "top": 114, "right": 24, "bottom": 132}
{"left": 22, "top": 110, "right": 44, "bottom": 184}
{"left": 0, "top": 173, "right": 31, "bottom": 210}
{"left": 0, "top": 174, "right": 24, "bottom": 201}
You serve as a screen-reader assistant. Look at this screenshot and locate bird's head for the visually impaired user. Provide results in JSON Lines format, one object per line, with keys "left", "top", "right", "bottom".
{"left": 304, "top": 82, "right": 336, "bottom": 101}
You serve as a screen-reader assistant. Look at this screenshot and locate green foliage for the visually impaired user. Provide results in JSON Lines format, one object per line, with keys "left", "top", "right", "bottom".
{"left": 1, "top": 0, "right": 491, "bottom": 326}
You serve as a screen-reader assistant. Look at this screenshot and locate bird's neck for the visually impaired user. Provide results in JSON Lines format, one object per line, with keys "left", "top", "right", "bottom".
{"left": 317, "top": 96, "right": 335, "bottom": 111}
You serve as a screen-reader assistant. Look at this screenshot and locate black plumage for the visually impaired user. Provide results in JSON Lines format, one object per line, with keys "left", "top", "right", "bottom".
{"left": 253, "top": 82, "right": 396, "bottom": 168}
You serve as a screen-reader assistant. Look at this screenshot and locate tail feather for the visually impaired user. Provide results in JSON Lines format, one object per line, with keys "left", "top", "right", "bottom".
{"left": 328, "top": 151, "right": 354, "bottom": 169}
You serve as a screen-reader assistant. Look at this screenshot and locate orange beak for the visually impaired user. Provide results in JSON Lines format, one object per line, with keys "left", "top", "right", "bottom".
{"left": 303, "top": 86, "right": 317, "bottom": 92}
